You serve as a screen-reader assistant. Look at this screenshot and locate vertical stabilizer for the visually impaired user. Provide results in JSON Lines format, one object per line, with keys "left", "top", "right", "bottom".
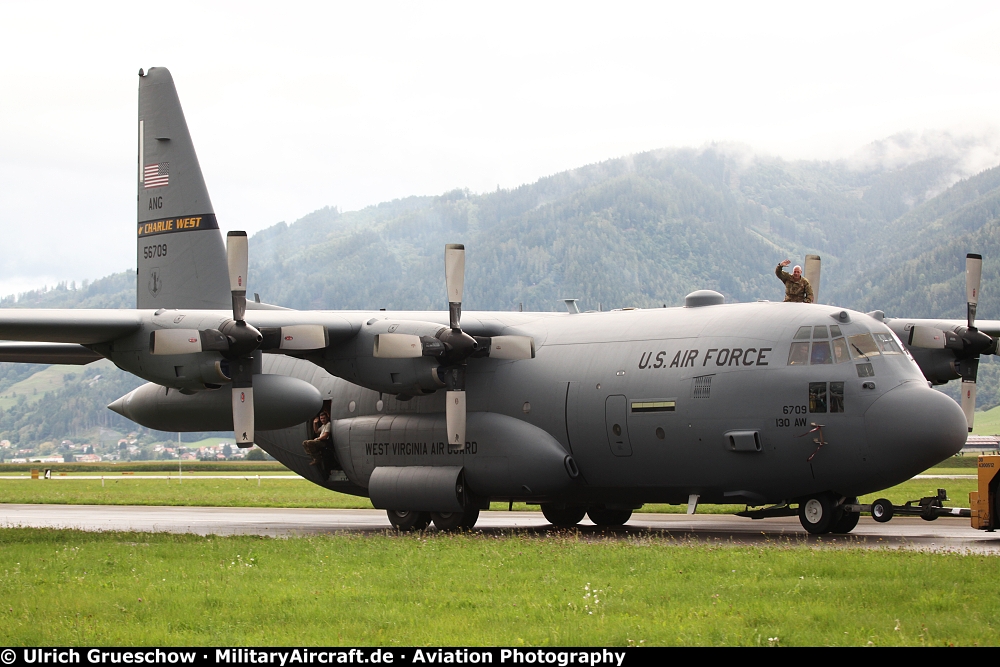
{"left": 137, "top": 67, "right": 230, "bottom": 310}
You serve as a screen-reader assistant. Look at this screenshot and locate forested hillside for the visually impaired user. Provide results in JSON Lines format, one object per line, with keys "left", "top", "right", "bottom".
{"left": 3, "top": 133, "right": 1000, "bottom": 449}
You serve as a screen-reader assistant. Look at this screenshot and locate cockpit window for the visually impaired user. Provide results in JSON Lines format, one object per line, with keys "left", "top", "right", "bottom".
{"left": 832, "top": 337, "right": 851, "bottom": 363}
{"left": 847, "top": 333, "right": 880, "bottom": 359}
{"left": 810, "top": 341, "right": 833, "bottom": 365}
{"left": 789, "top": 325, "right": 853, "bottom": 365}
{"left": 873, "top": 332, "right": 902, "bottom": 355}
{"left": 788, "top": 342, "right": 810, "bottom": 365}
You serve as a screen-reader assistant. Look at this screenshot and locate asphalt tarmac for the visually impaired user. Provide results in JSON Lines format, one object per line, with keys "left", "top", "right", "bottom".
{"left": 2, "top": 504, "right": 999, "bottom": 552}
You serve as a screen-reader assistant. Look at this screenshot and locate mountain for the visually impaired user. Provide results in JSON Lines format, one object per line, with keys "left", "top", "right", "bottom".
{"left": 4, "top": 133, "right": 1000, "bottom": 448}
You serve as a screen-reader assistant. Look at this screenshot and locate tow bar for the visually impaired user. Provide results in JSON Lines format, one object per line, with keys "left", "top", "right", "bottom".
{"left": 846, "top": 454, "right": 1000, "bottom": 531}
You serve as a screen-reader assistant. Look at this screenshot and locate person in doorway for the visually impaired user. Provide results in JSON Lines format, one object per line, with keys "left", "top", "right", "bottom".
{"left": 775, "top": 259, "right": 814, "bottom": 303}
{"left": 302, "top": 411, "right": 331, "bottom": 467}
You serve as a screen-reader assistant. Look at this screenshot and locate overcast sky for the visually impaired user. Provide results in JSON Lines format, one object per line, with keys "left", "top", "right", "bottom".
{"left": 2, "top": 1, "right": 1000, "bottom": 297}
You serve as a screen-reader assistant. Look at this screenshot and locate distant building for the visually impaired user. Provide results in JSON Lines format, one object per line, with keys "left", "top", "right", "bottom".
{"left": 74, "top": 454, "right": 102, "bottom": 463}
{"left": 29, "top": 455, "right": 64, "bottom": 463}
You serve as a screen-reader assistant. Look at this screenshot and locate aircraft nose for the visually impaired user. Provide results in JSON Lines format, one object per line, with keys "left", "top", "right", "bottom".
{"left": 864, "top": 381, "right": 967, "bottom": 485}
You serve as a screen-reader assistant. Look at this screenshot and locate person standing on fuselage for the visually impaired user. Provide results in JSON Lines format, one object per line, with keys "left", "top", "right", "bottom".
{"left": 776, "top": 259, "right": 814, "bottom": 303}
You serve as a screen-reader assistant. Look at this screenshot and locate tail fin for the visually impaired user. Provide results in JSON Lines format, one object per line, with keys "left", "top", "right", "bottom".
{"left": 137, "top": 67, "right": 230, "bottom": 310}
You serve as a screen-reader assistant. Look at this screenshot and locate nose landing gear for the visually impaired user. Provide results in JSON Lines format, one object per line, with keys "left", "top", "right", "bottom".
{"left": 797, "top": 493, "right": 861, "bottom": 534}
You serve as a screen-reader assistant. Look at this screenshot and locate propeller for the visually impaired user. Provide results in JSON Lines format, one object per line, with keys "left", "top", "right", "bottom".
{"left": 372, "top": 244, "right": 535, "bottom": 450}
{"left": 907, "top": 253, "right": 997, "bottom": 431}
{"left": 147, "top": 231, "right": 328, "bottom": 446}
{"left": 226, "top": 232, "right": 256, "bottom": 446}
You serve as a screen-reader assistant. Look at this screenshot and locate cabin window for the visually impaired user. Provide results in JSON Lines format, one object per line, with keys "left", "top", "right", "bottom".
{"left": 847, "top": 333, "right": 880, "bottom": 359}
{"left": 830, "top": 325, "right": 843, "bottom": 337}
{"left": 813, "top": 325, "right": 829, "bottom": 339}
{"left": 830, "top": 382, "right": 845, "bottom": 413}
{"left": 856, "top": 363, "right": 875, "bottom": 377}
{"left": 808, "top": 382, "right": 827, "bottom": 413}
{"left": 788, "top": 342, "right": 810, "bottom": 365}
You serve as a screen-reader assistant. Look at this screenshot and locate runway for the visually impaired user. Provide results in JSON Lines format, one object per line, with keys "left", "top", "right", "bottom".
{"left": 2, "top": 504, "right": 999, "bottom": 553}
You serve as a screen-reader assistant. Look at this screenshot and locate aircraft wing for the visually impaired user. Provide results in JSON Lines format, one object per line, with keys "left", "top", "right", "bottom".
{"left": 887, "top": 317, "right": 1000, "bottom": 339}
{"left": 0, "top": 310, "right": 144, "bottom": 344}
{"left": 0, "top": 342, "right": 103, "bottom": 364}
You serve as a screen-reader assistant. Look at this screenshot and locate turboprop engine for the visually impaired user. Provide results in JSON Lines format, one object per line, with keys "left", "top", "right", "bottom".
{"left": 108, "top": 374, "right": 322, "bottom": 432}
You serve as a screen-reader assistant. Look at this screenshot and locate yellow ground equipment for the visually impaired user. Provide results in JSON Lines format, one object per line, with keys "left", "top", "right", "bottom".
{"left": 970, "top": 454, "right": 1000, "bottom": 531}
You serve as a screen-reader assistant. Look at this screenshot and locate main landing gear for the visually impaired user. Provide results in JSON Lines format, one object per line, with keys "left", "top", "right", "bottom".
{"left": 540, "top": 504, "right": 633, "bottom": 527}
{"left": 386, "top": 508, "right": 480, "bottom": 531}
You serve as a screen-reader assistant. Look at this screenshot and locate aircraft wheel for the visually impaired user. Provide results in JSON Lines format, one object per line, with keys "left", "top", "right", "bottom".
{"left": 798, "top": 495, "right": 836, "bottom": 534}
{"left": 431, "top": 508, "right": 479, "bottom": 531}
{"left": 870, "top": 498, "right": 894, "bottom": 523}
{"left": 587, "top": 508, "right": 632, "bottom": 527}
{"left": 386, "top": 510, "right": 431, "bottom": 531}
{"left": 541, "top": 505, "right": 587, "bottom": 527}
{"left": 830, "top": 510, "right": 860, "bottom": 533}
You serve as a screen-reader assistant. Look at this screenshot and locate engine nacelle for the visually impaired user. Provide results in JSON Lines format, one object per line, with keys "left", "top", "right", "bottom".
{"left": 909, "top": 348, "right": 960, "bottom": 385}
{"left": 330, "top": 411, "right": 577, "bottom": 501}
{"left": 108, "top": 374, "right": 322, "bottom": 431}
{"left": 351, "top": 320, "right": 448, "bottom": 396}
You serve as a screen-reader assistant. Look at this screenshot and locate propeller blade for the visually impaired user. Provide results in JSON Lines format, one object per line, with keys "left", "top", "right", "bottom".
{"left": 487, "top": 335, "right": 535, "bottom": 360}
{"left": 373, "top": 333, "right": 424, "bottom": 358}
{"left": 967, "top": 253, "right": 982, "bottom": 329}
{"left": 150, "top": 329, "right": 203, "bottom": 355}
{"left": 232, "top": 385, "right": 255, "bottom": 445}
{"left": 908, "top": 325, "right": 947, "bottom": 349}
{"left": 446, "top": 389, "right": 466, "bottom": 450}
{"left": 445, "top": 244, "right": 465, "bottom": 330}
{"left": 962, "top": 380, "right": 976, "bottom": 432}
{"left": 227, "top": 231, "right": 249, "bottom": 322}
{"left": 804, "top": 254, "right": 821, "bottom": 303}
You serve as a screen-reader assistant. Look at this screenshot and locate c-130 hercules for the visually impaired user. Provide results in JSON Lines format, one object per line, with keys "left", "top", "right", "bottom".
{"left": 0, "top": 67, "right": 981, "bottom": 535}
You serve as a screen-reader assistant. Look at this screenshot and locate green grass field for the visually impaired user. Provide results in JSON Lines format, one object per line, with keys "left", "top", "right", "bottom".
{"left": 1, "top": 527, "right": 998, "bottom": 646}
{"left": 972, "top": 404, "right": 1000, "bottom": 435}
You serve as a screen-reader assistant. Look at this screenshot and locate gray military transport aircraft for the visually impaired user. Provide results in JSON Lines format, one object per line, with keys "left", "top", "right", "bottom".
{"left": 0, "top": 68, "right": 978, "bottom": 535}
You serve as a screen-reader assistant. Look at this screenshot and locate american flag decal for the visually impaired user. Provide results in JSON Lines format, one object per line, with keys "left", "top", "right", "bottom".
{"left": 143, "top": 162, "right": 169, "bottom": 188}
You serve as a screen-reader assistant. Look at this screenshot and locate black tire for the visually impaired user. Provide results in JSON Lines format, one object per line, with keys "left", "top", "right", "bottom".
{"left": 587, "top": 508, "right": 632, "bottom": 527}
{"left": 460, "top": 507, "right": 480, "bottom": 529}
{"left": 870, "top": 498, "right": 894, "bottom": 523}
{"left": 431, "top": 508, "right": 479, "bottom": 531}
{"left": 386, "top": 510, "right": 431, "bottom": 531}
{"left": 830, "top": 510, "right": 860, "bottom": 533}
{"left": 798, "top": 495, "right": 836, "bottom": 534}
{"left": 541, "top": 505, "right": 587, "bottom": 527}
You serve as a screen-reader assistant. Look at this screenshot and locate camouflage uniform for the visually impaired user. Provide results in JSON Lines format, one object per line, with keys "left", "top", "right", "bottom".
{"left": 775, "top": 264, "right": 814, "bottom": 303}
{"left": 303, "top": 421, "right": 332, "bottom": 466}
